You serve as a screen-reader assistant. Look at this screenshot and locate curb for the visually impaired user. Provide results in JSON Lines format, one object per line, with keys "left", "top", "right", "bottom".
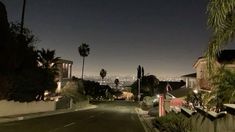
{"left": 135, "top": 108, "right": 159, "bottom": 132}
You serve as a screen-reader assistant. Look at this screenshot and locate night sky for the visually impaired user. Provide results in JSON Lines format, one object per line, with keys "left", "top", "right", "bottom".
{"left": 2, "top": 0, "right": 234, "bottom": 78}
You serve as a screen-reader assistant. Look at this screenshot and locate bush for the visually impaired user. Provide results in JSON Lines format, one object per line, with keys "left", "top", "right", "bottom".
{"left": 153, "top": 112, "right": 191, "bottom": 132}
{"left": 131, "top": 75, "right": 159, "bottom": 100}
{"left": 140, "top": 96, "right": 155, "bottom": 110}
{"left": 61, "top": 79, "right": 87, "bottom": 103}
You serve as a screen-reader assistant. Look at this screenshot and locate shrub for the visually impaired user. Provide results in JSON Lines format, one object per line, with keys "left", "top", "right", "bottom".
{"left": 61, "top": 80, "right": 87, "bottom": 103}
{"left": 153, "top": 112, "right": 191, "bottom": 132}
{"left": 140, "top": 96, "right": 155, "bottom": 110}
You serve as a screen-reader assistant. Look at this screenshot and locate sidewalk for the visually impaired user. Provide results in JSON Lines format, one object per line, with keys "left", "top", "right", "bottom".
{"left": 135, "top": 108, "right": 159, "bottom": 132}
{"left": 0, "top": 104, "right": 97, "bottom": 124}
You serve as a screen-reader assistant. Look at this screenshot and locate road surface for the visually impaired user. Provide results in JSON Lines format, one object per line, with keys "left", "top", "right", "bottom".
{"left": 0, "top": 101, "right": 145, "bottom": 132}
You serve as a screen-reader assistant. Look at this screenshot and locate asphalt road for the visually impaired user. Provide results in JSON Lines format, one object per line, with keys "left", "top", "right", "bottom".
{"left": 0, "top": 101, "right": 145, "bottom": 132}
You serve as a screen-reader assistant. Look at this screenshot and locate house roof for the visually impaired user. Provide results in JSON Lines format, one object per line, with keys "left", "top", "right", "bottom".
{"left": 193, "top": 57, "right": 206, "bottom": 68}
{"left": 181, "top": 73, "right": 196, "bottom": 78}
{"left": 193, "top": 50, "right": 235, "bottom": 68}
{"left": 58, "top": 59, "right": 73, "bottom": 64}
{"left": 217, "top": 50, "right": 235, "bottom": 63}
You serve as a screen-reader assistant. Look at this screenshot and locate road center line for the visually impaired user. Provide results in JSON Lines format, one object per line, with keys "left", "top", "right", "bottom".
{"left": 64, "top": 122, "right": 76, "bottom": 128}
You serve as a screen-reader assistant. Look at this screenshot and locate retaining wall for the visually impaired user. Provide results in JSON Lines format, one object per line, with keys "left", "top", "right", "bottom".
{"left": 180, "top": 105, "right": 235, "bottom": 132}
{"left": 0, "top": 100, "right": 56, "bottom": 117}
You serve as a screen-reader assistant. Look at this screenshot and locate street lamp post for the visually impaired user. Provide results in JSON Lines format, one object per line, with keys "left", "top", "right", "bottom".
{"left": 20, "top": 0, "right": 26, "bottom": 34}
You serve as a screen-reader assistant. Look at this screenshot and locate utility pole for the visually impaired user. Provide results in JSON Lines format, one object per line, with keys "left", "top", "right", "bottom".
{"left": 20, "top": 0, "right": 26, "bottom": 34}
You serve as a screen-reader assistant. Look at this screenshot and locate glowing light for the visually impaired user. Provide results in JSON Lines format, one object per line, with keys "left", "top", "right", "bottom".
{"left": 44, "top": 90, "right": 49, "bottom": 96}
{"left": 193, "top": 89, "right": 198, "bottom": 94}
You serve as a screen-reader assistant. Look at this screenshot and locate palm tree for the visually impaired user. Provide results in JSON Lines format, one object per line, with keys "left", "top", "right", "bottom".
{"left": 205, "top": 1, "right": 235, "bottom": 111}
{"left": 114, "top": 78, "right": 119, "bottom": 89}
{"left": 37, "top": 48, "right": 60, "bottom": 71}
{"left": 100, "top": 69, "right": 107, "bottom": 84}
{"left": 78, "top": 43, "right": 90, "bottom": 80}
{"left": 206, "top": 0, "right": 235, "bottom": 71}
{"left": 36, "top": 48, "right": 60, "bottom": 100}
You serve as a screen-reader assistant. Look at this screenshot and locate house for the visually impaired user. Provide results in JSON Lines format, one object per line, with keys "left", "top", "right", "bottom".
{"left": 181, "top": 73, "right": 196, "bottom": 89}
{"left": 193, "top": 50, "right": 235, "bottom": 91}
{"left": 55, "top": 59, "right": 73, "bottom": 93}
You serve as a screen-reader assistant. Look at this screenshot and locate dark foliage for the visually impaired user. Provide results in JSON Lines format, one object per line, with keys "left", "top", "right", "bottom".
{"left": 83, "top": 80, "right": 110, "bottom": 99}
{"left": 137, "top": 65, "right": 142, "bottom": 79}
{"left": 153, "top": 112, "right": 191, "bottom": 132}
{"left": 114, "top": 78, "right": 119, "bottom": 88}
{"left": 131, "top": 75, "right": 159, "bottom": 100}
{"left": 100, "top": 69, "right": 107, "bottom": 80}
{"left": 0, "top": 2, "right": 58, "bottom": 102}
{"left": 83, "top": 80, "right": 121, "bottom": 100}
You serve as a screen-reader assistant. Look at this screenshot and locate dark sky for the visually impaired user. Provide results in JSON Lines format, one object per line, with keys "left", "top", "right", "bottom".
{"left": 3, "top": 0, "right": 233, "bottom": 78}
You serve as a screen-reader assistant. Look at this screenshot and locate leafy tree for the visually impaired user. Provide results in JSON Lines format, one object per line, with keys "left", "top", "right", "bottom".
{"left": 78, "top": 43, "right": 90, "bottom": 80}
{"left": 131, "top": 75, "right": 159, "bottom": 100}
{"left": 114, "top": 78, "right": 120, "bottom": 89}
{"left": 100, "top": 69, "right": 107, "bottom": 83}
{"left": 141, "top": 75, "right": 159, "bottom": 96}
{"left": 83, "top": 80, "right": 112, "bottom": 100}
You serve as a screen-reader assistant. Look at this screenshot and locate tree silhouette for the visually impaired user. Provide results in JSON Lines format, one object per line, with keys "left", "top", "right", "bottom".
{"left": 114, "top": 78, "right": 119, "bottom": 89}
{"left": 37, "top": 48, "right": 60, "bottom": 70}
{"left": 78, "top": 43, "right": 90, "bottom": 80}
{"left": 100, "top": 69, "right": 107, "bottom": 84}
{"left": 137, "top": 65, "right": 142, "bottom": 79}
{"left": 141, "top": 67, "right": 144, "bottom": 77}
{"left": 0, "top": 2, "right": 59, "bottom": 101}
{"left": 0, "top": 2, "right": 9, "bottom": 43}
{"left": 131, "top": 75, "right": 159, "bottom": 100}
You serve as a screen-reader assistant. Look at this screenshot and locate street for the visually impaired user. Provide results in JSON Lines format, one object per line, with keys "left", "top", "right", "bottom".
{"left": 0, "top": 101, "right": 145, "bottom": 132}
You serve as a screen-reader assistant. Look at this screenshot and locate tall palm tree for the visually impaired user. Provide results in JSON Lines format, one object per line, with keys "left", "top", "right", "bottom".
{"left": 100, "top": 69, "right": 107, "bottom": 84}
{"left": 206, "top": 0, "right": 235, "bottom": 71}
{"left": 78, "top": 43, "right": 90, "bottom": 79}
